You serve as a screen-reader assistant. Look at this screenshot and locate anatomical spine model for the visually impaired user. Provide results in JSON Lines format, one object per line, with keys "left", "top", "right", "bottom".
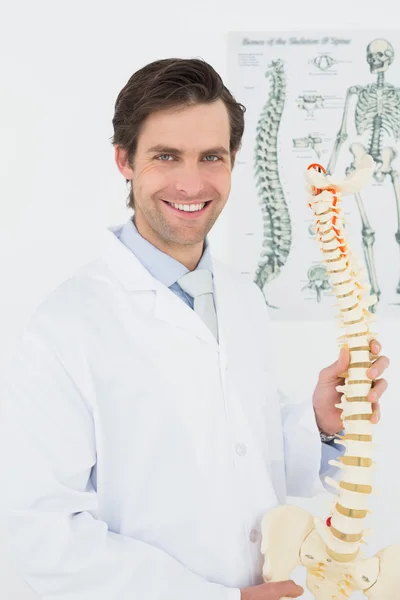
{"left": 260, "top": 155, "right": 400, "bottom": 599}
{"left": 327, "top": 39, "right": 400, "bottom": 310}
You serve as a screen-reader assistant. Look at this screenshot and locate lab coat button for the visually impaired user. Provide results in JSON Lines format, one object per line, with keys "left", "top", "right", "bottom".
{"left": 250, "top": 529, "right": 259, "bottom": 543}
{"left": 235, "top": 443, "right": 247, "bottom": 456}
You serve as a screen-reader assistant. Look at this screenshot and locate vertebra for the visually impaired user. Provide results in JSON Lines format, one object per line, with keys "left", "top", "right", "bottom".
{"left": 253, "top": 59, "right": 291, "bottom": 302}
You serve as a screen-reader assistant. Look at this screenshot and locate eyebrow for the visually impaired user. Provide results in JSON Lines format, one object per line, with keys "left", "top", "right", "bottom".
{"left": 147, "top": 145, "right": 230, "bottom": 156}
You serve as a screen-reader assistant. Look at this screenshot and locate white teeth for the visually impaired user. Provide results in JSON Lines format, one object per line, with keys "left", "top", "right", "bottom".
{"left": 168, "top": 202, "right": 206, "bottom": 212}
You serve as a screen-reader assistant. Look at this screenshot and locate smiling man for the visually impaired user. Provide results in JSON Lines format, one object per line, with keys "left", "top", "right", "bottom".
{"left": 115, "top": 99, "right": 232, "bottom": 270}
{"left": 0, "top": 58, "right": 389, "bottom": 600}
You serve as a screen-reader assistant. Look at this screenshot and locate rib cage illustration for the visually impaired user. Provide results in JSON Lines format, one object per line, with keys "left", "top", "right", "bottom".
{"left": 254, "top": 59, "right": 292, "bottom": 301}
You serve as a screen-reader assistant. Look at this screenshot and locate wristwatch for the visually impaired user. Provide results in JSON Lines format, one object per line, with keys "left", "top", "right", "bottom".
{"left": 318, "top": 427, "right": 336, "bottom": 443}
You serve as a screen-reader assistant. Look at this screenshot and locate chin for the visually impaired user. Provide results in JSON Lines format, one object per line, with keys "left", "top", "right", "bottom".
{"left": 173, "top": 234, "right": 206, "bottom": 246}
{"left": 165, "top": 228, "right": 207, "bottom": 245}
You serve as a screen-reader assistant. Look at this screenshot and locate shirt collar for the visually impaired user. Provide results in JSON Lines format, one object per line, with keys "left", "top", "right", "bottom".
{"left": 117, "top": 218, "right": 213, "bottom": 288}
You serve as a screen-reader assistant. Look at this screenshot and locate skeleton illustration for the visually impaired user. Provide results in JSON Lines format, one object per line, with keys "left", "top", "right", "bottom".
{"left": 302, "top": 264, "right": 332, "bottom": 301}
{"left": 297, "top": 94, "right": 325, "bottom": 117}
{"left": 260, "top": 157, "right": 400, "bottom": 599}
{"left": 326, "top": 38, "right": 400, "bottom": 310}
{"left": 309, "top": 54, "right": 338, "bottom": 71}
{"left": 293, "top": 134, "right": 323, "bottom": 158}
{"left": 254, "top": 59, "right": 291, "bottom": 305}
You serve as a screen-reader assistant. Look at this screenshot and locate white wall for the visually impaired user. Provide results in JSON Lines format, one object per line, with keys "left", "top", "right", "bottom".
{"left": 1, "top": 1, "right": 400, "bottom": 597}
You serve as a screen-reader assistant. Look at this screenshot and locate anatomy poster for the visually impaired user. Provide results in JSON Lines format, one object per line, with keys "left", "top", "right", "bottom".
{"left": 226, "top": 31, "right": 400, "bottom": 321}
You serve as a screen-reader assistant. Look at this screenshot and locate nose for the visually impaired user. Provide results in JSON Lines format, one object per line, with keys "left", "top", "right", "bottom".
{"left": 174, "top": 163, "right": 206, "bottom": 198}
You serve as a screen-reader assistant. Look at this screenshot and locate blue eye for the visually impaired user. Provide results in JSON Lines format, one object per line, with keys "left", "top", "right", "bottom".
{"left": 154, "top": 154, "right": 221, "bottom": 162}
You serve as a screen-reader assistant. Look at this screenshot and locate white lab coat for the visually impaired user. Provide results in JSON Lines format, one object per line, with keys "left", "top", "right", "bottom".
{"left": 0, "top": 226, "right": 324, "bottom": 599}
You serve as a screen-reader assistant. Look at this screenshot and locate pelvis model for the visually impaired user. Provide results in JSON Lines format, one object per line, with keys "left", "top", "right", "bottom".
{"left": 260, "top": 155, "right": 400, "bottom": 599}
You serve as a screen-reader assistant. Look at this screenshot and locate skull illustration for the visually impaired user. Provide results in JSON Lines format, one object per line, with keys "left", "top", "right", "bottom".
{"left": 366, "top": 39, "right": 394, "bottom": 73}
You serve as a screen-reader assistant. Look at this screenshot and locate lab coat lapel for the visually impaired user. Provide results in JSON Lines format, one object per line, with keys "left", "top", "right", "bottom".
{"left": 210, "top": 260, "right": 231, "bottom": 372}
{"left": 100, "top": 228, "right": 219, "bottom": 347}
{"left": 153, "top": 280, "right": 219, "bottom": 347}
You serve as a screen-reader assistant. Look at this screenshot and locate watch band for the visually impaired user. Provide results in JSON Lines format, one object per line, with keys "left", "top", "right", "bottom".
{"left": 318, "top": 427, "right": 337, "bottom": 443}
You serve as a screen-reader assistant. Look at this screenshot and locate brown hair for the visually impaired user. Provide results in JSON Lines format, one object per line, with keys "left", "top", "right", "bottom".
{"left": 111, "top": 57, "right": 246, "bottom": 209}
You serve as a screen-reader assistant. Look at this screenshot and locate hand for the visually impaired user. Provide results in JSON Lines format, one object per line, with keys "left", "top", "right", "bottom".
{"left": 240, "top": 580, "right": 304, "bottom": 599}
{"left": 312, "top": 339, "right": 389, "bottom": 435}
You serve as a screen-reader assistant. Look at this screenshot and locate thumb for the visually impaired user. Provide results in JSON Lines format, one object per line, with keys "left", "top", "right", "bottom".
{"left": 319, "top": 345, "right": 350, "bottom": 384}
{"left": 268, "top": 580, "right": 304, "bottom": 597}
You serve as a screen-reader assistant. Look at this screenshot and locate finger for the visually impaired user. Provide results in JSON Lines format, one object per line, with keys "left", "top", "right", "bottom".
{"left": 319, "top": 346, "right": 350, "bottom": 383}
{"left": 337, "top": 345, "right": 350, "bottom": 373}
{"left": 269, "top": 580, "right": 304, "bottom": 597}
{"left": 368, "top": 378, "right": 388, "bottom": 402}
{"left": 371, "top": 401, "right": 381, "bottom": 424}
{"left": 367, "top": 356, "right": 390, "bottom": 380}
{"left": 369, "top": 339, "right": 381, "bottom": 356}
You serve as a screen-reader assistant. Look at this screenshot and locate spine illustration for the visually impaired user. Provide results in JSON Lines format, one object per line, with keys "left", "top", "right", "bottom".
{"left": 254, "top": 59, "right": 292, "bottom": 295}
{"left": 306, "top": 157, "right": 377, "bottom": 563}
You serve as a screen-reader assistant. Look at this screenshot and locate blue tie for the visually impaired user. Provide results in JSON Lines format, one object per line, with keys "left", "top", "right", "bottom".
{"left": 177, "top": 269, "right": 219, "bottom": 341}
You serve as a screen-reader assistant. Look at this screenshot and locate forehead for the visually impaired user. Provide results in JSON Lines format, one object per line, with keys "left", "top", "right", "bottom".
{"left": 138, "top": 100, "right": 230, "bottom": 149}
{"left": 368, "top": 39, "right": 392, "bottom": 53}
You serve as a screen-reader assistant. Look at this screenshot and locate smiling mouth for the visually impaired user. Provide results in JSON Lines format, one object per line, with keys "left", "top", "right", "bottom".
{"left": 162, "top": 200, "right": 211, "bottom": 213}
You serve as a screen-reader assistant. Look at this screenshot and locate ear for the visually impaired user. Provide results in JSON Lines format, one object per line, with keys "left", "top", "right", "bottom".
{"left": 114, "top": 146, "right": 134, "bottom": 179}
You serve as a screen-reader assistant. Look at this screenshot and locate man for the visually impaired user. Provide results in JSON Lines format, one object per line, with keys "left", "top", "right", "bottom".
{"left": 0, "top": 58, "right": 388, "bottom": 600}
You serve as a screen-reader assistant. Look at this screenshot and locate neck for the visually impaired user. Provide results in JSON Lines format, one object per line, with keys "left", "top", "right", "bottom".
{"left": 133, "top": 215, "right": 204, "bottom": 271}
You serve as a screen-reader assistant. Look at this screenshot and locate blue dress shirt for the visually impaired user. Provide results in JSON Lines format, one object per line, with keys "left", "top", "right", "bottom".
{"left": 118, "top": 218, "right": 213, "bottom": 310}
{"left": 117, "top": 218, "right": 341, "bottom": 486}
